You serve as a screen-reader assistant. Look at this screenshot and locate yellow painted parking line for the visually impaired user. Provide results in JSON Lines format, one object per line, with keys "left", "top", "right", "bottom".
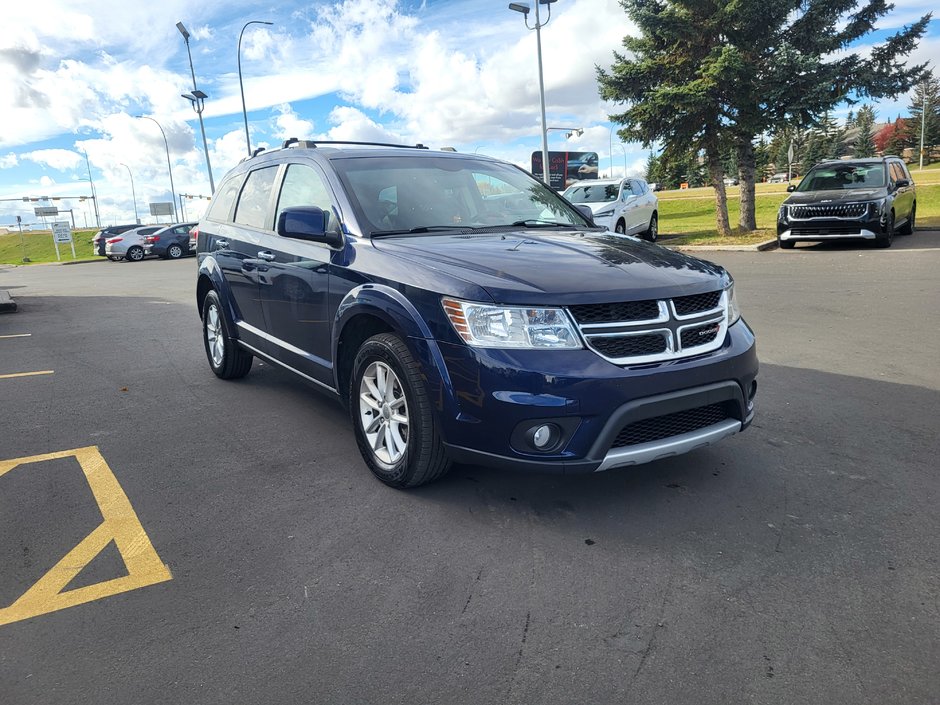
{"left": 0, "top": 446, "right": 172, "bottom": 626}
{"left": 0, "top": 333, "right": 31, "bottom": 339}
{"left": 0, "top": 370, "right": 54, "bottom": 380}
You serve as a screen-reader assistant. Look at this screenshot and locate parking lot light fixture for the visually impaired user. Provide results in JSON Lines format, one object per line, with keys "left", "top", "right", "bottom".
{"left": 239, "top": 20, "right": 274, "bottom": 156}
{"left": 120, "top": 163, "right": 139, "bottom": 224}
{"left": 135, "top": 115, "right": 179, "bottom": 222}
{"left": 177, "top": 20, "right": 216, "bottom": 193}
{"left": 509, "top": 0, "right": 557, "bottom": 187}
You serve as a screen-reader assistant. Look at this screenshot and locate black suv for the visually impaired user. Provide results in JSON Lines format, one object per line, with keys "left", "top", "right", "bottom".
{"left": 777, "top": 156, "right": 916, "bottom": 249}
{"left": 195, "top": 140, "right": 758, "bottom": 488}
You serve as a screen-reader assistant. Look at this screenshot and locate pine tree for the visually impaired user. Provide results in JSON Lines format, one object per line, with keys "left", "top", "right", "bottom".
{"left": 905, "top": 71, "right": 940, "bottom": 165}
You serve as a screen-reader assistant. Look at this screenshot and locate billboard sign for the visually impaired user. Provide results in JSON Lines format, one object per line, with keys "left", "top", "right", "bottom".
{"left": 531, "top": 151, "right": 599, "bottom": 190}
{"left": 34, "top": 206, "right": 58, "bottom": 217}
{"left": 149, "top": 202, "right": 175, "bottom": 216}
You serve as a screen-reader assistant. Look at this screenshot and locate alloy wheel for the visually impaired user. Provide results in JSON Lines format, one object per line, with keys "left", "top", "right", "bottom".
{"left": 358, "top": 361, "right": 409, "bottom": 465}
{"left": 205, "top": 304, "right": 225, "bottom": 367}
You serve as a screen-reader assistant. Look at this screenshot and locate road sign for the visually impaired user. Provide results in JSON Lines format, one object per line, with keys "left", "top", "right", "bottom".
{"left": 35, "top": 206, "right": 58, "bottom": 217}
{"left": 149, "top": 202, "right": 174, "bottom": 216}
{"left": 50, "top": 221, "right": 76, "bottom": 261}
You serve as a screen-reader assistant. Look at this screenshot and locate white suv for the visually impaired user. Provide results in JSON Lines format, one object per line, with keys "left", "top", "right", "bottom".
{"left": 563, "top": 178, "right": 659, "bottom": 241}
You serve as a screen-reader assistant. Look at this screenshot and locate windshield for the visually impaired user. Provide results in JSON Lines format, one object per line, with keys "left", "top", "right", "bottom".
{"left": 331, "top": 155, "right": 594, "bottom": 235}
{"left": 563, "top": 183, "right": 619, "bottom": 204}
{"left": 796, "top": 164, "right": 886, "bottom": 191}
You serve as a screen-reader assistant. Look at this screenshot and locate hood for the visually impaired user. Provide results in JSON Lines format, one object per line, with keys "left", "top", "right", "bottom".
{"left": 783, "top": 188, "right": 886, "bottom": 205}
{"left": 581, "top": 201, "right": 615, "bottom": 215}
{"left": 371, "top": 229, "right": 727, "bottom": 305}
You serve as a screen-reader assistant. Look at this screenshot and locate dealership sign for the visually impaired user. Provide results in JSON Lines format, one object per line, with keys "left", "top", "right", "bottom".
{"left": 531, "top": 151, "right": 599, "bottom": 190}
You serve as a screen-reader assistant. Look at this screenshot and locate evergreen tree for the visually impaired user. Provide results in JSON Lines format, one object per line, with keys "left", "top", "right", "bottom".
{"left": 853, "top": 121, "right": 877, "bottom": 158}
{"left": 905, "top": 71, "right": 940, "bottom": 165}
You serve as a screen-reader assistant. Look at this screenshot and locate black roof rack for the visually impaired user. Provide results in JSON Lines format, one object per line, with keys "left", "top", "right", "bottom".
{"left": 281, "top": 137, "right": 429, "bottom": 150}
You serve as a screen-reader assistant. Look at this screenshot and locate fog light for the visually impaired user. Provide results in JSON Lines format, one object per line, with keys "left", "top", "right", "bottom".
{"left": 533, "top": 424, "right": 553, "bottom": 448}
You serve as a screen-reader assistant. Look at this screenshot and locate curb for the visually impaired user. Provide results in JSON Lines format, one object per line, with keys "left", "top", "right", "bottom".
{"left": 0, "top": 289, "right": 17, "bottom": 313}
{"left": 664, "top": 239, "right": 778, "bottom": 252}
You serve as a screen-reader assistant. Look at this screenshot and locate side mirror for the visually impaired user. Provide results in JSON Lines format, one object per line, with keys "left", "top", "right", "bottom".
{"left": 786, "top": 184, "right": 796, "bottom": 192}
{"left": 895, "top": 179, "right": 910, "bottom": 188}
{"left": 574, "top": 204, "right": 595, "bottom": 223}
{"left": 276, "top": 207, "right": 343, "bottom": 248}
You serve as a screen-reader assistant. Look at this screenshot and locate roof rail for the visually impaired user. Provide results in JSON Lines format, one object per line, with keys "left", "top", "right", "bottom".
{"left": 281, "top": 138, "right": 429, "bottom": 150}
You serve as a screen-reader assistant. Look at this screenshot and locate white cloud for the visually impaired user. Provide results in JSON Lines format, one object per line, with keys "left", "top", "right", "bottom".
{"left": 21, "top": 148, "right": 82, "bottom": 170}
{"left": 0, "top": 153, "right": 18, "bottom": 168}
{"left": 272, "top": 104, "right": 315, "bottom": 141}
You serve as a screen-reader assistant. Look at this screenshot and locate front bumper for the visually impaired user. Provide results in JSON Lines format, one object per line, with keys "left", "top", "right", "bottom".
{"left": 433, "top": 320, "right": 758, "bottom": 474}
{"left": 777, "top": 212, "right": 887, "bottom": 242}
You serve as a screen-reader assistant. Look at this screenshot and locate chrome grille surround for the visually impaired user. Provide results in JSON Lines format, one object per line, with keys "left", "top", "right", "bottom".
{"left": 569, "top": 289, "right": 728, "bottom": 365}
{"left": 789, "top": 202, "right": 868, "bottom": 220}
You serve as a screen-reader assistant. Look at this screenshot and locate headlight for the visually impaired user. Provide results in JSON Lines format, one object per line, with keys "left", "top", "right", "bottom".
{"left": 869, "top": 199, "right": 886, "bottom": 217}
{"left": 777, "top": 205, "right": 788, "bottom": 221}
{"left": 595, "top": 208, "right": 615, "bottom": 218}
{"left": 726, "top": 282, "right": 741, "bottom": 326}
{"left": 442, "top": 298, "right": 582, "bottom": 349}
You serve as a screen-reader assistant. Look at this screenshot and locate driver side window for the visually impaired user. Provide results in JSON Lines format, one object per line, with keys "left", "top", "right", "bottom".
{"left": 275, "top": 164, "right": 340, "bottom": 234}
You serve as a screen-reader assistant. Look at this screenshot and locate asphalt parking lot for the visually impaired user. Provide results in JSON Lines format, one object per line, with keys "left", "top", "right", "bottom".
{"left": 1, "top": 234, "right": 939, "bottom": 705}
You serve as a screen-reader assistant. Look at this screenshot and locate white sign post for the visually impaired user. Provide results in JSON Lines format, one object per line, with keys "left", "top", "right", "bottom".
{"left": 51, "top": 221, "right": 76, "bottom": 261}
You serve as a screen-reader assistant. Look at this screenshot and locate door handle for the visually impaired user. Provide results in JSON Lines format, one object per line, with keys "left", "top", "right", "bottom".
{"left": 215, "top": 240, "right": 229, "bottom": 249}
{"left": 257, "top": 251, "right": 276, "bottom": 262}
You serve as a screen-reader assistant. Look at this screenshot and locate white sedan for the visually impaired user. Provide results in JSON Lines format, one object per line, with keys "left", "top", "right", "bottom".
{"left": 563, "top": 178, "right": 659, "bottom": 241}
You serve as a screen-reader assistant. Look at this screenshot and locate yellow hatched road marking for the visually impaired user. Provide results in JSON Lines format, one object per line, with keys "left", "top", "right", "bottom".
{"left": 0, "top": 446, "right": 172, "bottom": 626}
{"left": 0, "top": 371, "right": 54, "bottom": 380}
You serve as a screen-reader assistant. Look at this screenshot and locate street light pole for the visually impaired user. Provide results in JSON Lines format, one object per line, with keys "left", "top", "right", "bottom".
{"left": 238, "top": 20, "right": 273, "bottom": 155}
{"left": 120, "top": 163, "right": 139, "bottom": 224}
{"left": 136, "top": 116, "right": 179, "bottom": 222}
{"left": 509, "top": 1, "right": 556, "bottom": 188}
{"left": 82, "top": 150, "right": 101, "bottom": 228}
{"left": 176, "top": 21, "right": 216, "bottom": 193}
{"left": 919, "top": 79, "right": 928, "bottom": 171}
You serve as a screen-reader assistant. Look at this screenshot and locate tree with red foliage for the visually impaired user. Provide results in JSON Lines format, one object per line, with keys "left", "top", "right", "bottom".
{"left": 875, "top": 118, "right": 908, "bottom": 155}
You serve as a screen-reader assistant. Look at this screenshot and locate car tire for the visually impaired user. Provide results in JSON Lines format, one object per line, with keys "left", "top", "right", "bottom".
{"left": 643, "top": 214, "right": 658, "bottom": 242}
{"left": 350, "top": 333, "right": 450, "bottom": 488}
{"left": 615, "top": 219, "right": 626, "bottom": 235}
{"left": 127, "top": 246, "right": 145, "bottom": 261}
{"left": 202, "top": 290, "right": 252, "bottom": 380}
{"left": 875, "top": 213, "right": 894, "bottom": 248}
{"left": 778, "top": 237, "right": 795, "bottom": 250}
{"left": 898, "top": 205, "right": 915, "bottom": 235}
{"left": 167, "top": 244, "right": 184, "bottom": 259}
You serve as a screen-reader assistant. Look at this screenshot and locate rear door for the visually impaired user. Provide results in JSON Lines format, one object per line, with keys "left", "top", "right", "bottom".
{"left": 257, "top": 161, "right": 341, "bottom": 388}
{"left": 889, "top": 161, "right": 915, "bottom": 227}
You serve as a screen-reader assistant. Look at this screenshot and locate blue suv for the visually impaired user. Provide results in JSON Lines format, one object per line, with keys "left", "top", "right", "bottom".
{"left": 195, "top": 140, "right": 758, "bottom": 488}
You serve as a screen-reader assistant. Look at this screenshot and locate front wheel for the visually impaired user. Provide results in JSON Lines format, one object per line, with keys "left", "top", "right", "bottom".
{"left": 202, "top": 290, "right": 252, "bottom": 379}
{"left": 126, "top": 246, "right": 145, "bottom": 261}
{"left": 643, "top": 214, "right": 658, "bottom": 242}
{"left": 350, "top": 333, "right": 450, "bottom": 488}
{"left": 875, "top": 213, "right": 894, "bottom": 248}
{"left": 614, "top": 219, "right": 626, "bottom": 234}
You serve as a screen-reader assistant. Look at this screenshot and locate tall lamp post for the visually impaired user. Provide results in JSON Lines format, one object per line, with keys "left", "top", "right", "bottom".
{"left": 239, "top": 20, "right": 273, "bottom": 155}
{"left": 119, "top": 163, "right": 139, "bottom": 224}
{"left": 81, "top": 150, "right": 101, "bottom": 228}
{"left": 919, "top": 77, "right": 928, "bottom": 171}
{"left": 176, "top": 21, "right": 216, "bottom": 193}
{"left": 509, "top": 0, "right": 557, "bottom": 187}
{"left": 136, "top": 116, "right": 179, "bottom": 222}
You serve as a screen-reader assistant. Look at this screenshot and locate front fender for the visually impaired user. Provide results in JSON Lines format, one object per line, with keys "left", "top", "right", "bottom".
{"left": 196, "top": 255, "right": 239, "bottom": 335}
{"left": 333, "top": 284, "right": 459, "bottom": 423}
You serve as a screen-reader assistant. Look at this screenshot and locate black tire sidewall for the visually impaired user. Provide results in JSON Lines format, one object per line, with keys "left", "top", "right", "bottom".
{"left": 350, "top": 335, "right": 433, "bottom": 487}
{"left": 201, "top": 290, "right": 252, "bottom": 379}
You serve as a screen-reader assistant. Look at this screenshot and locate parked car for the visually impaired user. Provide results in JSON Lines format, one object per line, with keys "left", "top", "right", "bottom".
{"left": 105, "top": 225, "right": 162, "bottom": 261}
{"left": 562, "top": 177, "right": 659, "bottom": 241}
{"left": 777, "top": 156, "right": 916, "bottom": 249}
{"left": 195, "top": 139, "right": 757, "bottom": 488}
{"left": 92, "top": 224, "right": 139, "bottom": 256}
{"left": 142, "top": 222, "right": 198, "bottom": 259}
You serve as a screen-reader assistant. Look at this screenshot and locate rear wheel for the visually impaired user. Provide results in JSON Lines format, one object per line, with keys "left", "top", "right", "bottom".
{"left": 202, "top": 290, "right": 252, "bottom": 379}
{"left": 898, "top": 205, "right": 915, "bottom": 235}
{"left": 643, "top": 214, "right": 658, "bottom": 242}
{"left": 350, "top": 333, "right": 450, "bottom": 488}
{"left": 166, "top": 243, "right": 184, "bottom": 259}
{"left": 127, "top": 245, "right": 145, "bottom": 261}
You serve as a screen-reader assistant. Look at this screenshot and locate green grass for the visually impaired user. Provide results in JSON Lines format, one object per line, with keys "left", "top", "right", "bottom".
{"left": 0, "top": 228, "right": 98, "bottom": 264}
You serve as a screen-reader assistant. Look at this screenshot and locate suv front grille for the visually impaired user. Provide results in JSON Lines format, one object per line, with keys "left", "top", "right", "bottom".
{"left": 790, "top": 203, "right": 867, "bottom": 220}
{"left": 611, "top": 403, "right": 731, "bottom": 448}
{"left": 568, "top": 289, "right": 728, "bottom": 365}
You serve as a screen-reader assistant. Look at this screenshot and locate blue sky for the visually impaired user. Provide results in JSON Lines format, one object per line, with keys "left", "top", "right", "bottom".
{"left": 1, "top": 0, "right": 937, "bottom": 229}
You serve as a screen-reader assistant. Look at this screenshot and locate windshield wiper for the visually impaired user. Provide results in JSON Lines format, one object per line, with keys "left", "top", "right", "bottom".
{"left": 371, "top": 225, "right": 472, "bottom": 237}
{"left": 510, "top": 219, "right": 574, "bottom": 228}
